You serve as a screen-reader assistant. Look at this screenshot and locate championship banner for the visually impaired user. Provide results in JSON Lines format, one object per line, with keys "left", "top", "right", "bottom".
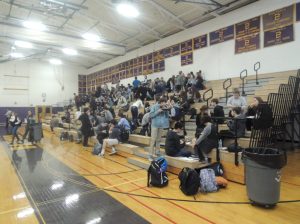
{"left": 153, "top": 50, "right": 164, "bottom": 62}
{"left": 235, "top": 16, "right": 260, "bottom": 54}
{"left": 236, "top": 16, "right": 260, "bottom": 38}
{"left": 210, "top": 25, "right": 234, "bottom": 45}
{"left": 164, "top": 44, "right": 180, "bottom": 58}
{"left": 264, "top": 24, "right": 294, "bottom": 47}
{"left": 235, "top": 33, "right": 260, "bottom": 54}
{"left": 193, "top": 34, "right": 207, "bottom": 49}
{"left": 263, "top": 5, "right": 294, "bottom": 47}
{"left": 263, "top": 5, "right": 294, "bottom": 31}
{"left": 180, "top": 39, "right": 193, "bottom": 54}
{"left": 154, "top": 60, "right": 165, "bottom": 72}
{"left": 297, "top": 2, "right": 300, "bottom": 22}
{"left": 181, "top": 52, "right": 193, "bottom": 66}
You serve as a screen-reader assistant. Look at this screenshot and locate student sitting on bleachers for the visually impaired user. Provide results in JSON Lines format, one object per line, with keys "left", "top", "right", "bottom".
{"left": 118, "top": 111, "right": 131, "bottom": 132}
{"left": 99, "top": 120, "right": 120, "bottom": 156}
{"left": 165, "top": 122, "right": 192, "bottom": 157}
{"left": 194, "top": 116, "right": 218, "bottom": 163}
{"left": 227, "top": 88, "right": 247, "bottom": 116}
{"left": 210, "top": 98, "right": 225, "bottom": 124}
{"left": 116, "top": 92, "right": 129, "bottom": 111}
{"left": 246, "top": 96, "right": 273, "bottom": 131}
{"left": 220, "top": 107, "right": 246, "bottom": 138}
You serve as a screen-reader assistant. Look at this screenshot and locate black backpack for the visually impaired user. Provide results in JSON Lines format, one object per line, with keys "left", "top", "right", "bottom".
{"left": 178, "top": 167, "right": 200, "bottom": 195}
{"left": 147, "top": 159, "right": 168, "bottom": 188}
{"left": 119, "top": 125, "right": 129, "bottom": 143}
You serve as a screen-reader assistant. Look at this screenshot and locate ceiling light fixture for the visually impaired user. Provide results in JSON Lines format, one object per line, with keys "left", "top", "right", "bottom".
{"left": 116, "top": 2, "right": 139, "bottom": 18}
{"left": 49, "top": 58, "right": 62, "bottom": 65}
{"left": 14, "top": 40, "right": 33, "bottom": 49}
{"left": 22, "top": 20, "right": 47, "bottom": 31}
{"left": 82, "top": 33, "right": 101, "bottom": 42}
{"left": 10, "top": 52, "right": 25, "bottom": 58}
{"left": 62, "top": 48, "right": 78, "bottom": 55}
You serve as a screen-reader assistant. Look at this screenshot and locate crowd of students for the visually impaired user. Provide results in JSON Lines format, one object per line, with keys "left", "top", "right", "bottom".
{"left": 4, "top": 70, "right": 270, "bottom": 164}
{"left": 62, "top": 70, "right": 271, "bottom": 163}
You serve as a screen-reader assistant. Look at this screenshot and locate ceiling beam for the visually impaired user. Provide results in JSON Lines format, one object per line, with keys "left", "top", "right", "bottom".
{"left": 147, "top": 0, "right": 186, "bottom": 30}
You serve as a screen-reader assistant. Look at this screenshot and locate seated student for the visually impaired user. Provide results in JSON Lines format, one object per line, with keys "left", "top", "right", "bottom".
{"left": 210, "top": 98, "right": 225, "bottom": 124}
{"left": 116, "top": 93, "right": 129, "bottom": 111}
{"left": 220, "top": 107, "right": 246, "bottom": 138}
{"left": 227, "top": 88, "right": 247, "bottom": 116}
{"left": 194, "top": 116, "right": 218, "bottom": 163}
{"left": 246, "top": 96, "right": 273, "bottom": 131}
{"left": 118, "top": 111, "right": 131, "bottom": 132}
{"left": 165, "top": 122, "right": 192, "bottom": 157}
{"left": 99, "top": 120, "right": 120, "bottom": 156}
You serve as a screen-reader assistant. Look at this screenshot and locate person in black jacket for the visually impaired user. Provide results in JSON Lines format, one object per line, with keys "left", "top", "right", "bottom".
{"left": 210, "top": 98, "right": 225, "bottom": 124}
{"left": 79, "top": 108, "right": 94, "bottom": 147}
{"left": 165, "top": 122, "right": 192, "bottom": 157}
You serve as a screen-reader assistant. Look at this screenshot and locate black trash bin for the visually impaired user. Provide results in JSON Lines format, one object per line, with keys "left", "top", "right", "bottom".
{"left": 242, "top": 148, "right": 287, "bottom": 208}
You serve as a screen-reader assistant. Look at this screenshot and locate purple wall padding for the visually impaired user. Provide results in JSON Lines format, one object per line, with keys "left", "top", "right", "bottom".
{"left": 0, "top": 107, "right": 63, "bottom": 123}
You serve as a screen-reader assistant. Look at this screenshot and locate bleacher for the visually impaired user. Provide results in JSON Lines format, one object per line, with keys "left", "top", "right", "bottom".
{"left": 41, "top": 69, "right": 299, "bottom": 185}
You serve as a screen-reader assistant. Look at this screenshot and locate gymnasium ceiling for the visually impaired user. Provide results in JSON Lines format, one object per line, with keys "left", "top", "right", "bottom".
{"left": 0, "top": 0, "right": 257, "bottom": 69}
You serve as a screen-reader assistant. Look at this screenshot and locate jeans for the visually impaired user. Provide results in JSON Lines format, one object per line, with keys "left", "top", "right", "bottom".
{"left": 131, "top": 106, "right": 139, "bottom": 125}
{"left": 149, "top": 127, "right": 163, "bottom": 156}
{"left": 174, "top": 148, "right": 192, "bottom": 157}
{"left": 11, "top": 126, "right": 20, "bottom": 143}
{"left": 23, "top": 126, "right": 30, "bottom": 140}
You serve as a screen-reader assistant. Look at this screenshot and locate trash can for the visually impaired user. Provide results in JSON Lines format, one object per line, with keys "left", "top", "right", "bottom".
{"left": 242, "top": 148, "right": 287, "bottom": 208}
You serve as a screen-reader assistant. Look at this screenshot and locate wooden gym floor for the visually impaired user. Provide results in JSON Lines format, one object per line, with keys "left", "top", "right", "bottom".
{"left": 0, "top": 129, "right": 300, "bottom": 224}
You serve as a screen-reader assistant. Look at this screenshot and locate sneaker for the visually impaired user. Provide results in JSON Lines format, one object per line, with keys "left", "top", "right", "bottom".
{"left": 109, "top": 147, "right": 117, "bottom": 155}
{"left": 98, "top": 153, "right": 104, "bottom": 157}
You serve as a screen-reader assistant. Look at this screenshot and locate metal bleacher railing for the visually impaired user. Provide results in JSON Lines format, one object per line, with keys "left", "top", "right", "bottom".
{"left": 223, "top": 78, "right": 232, "bottom": 104}
{"left": 240, "top": 69, "right": 248, "bottom": 96}
{"left": 254, "top": 61, "right": 261, "bottom": 85}
{"left": 267, "top": 69, "right": 300, "bottom": 149}
{"left": 203, "top": 88, "right": 213, "bottom": 107}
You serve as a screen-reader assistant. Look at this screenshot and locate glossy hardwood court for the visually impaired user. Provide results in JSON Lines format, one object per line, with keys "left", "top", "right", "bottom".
{"left": 1, "top": 131, "right": 300, "bottom": 224}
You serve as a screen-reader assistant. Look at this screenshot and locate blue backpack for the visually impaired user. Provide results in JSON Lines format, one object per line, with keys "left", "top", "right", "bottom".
{"left": 92, "top": 143, "right": 102, "bottom": 155}
{"left": 147, "top": 157, "right": 168, "bottom": 187}
{"left": 199, "top": 169, "right": 218, "bottom": 193}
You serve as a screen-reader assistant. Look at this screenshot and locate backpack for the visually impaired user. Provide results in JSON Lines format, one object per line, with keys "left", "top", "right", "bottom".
{"left": 173, "top": 106, "right": 183, "bottom": 121}
{"left": 227, "top": 143, "right": 243, "bottom": 153}
{"left": 199, "top": 169, "right": 218, "bottom": 193}
{"left": 147, "top": 157, "right": 168, "bottom": 187}
{"left": 178, "top": 167, "right": 200, "bottom": 195}
{"left": 92, "top": 142, "right": 102, "bottom": 155}
{"left": 119, "top": 125, "right": 129, "bottom": 142}
{"left": 60, "top": 131, "right": 69, "bottom": 141}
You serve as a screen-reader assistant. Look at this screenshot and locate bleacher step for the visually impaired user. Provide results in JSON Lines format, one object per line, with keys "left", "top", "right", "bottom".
{"left": 128, "top": 157, "right": 150, "bottom": 170}
{"left": 129, "top": 134, "right": 151, "bottom": 146}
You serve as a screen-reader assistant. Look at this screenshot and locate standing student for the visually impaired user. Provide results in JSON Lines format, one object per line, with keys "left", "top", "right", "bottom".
{"left": 131, "top": 96, "right": 144, "bottom": 126}
{"left": 79, "top": 108, "right": 94, "bottom": 147}
{"left": 23, "top": 111, "right": 34, "bottom": 141}
{"left": 5, "top": 109, "right": 12, "bottom": 132}
{"left": 149, "top": 96, "right": 170, "bottom": 161}
{"left": 9, "top": 112, "right": 23, "bottom": 145}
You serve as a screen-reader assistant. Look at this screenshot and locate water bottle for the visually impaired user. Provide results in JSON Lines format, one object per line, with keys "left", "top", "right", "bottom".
{"left": 218, "top": 139, "right": 223, "bottom": 149}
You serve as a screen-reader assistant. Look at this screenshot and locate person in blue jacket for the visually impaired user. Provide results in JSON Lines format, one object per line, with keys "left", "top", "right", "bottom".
{"left": 149, "top": 95, "right": 170, "bottom": 161}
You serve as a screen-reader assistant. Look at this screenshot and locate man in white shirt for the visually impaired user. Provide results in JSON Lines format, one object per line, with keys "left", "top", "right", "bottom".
{"left": 131, "top": 96, "right": 144, "bottom": 126}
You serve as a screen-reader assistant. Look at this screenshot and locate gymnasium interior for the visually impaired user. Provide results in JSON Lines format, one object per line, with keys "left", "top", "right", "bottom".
{"left": 0, "top": 0, "right": 300, "bottom": 223}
